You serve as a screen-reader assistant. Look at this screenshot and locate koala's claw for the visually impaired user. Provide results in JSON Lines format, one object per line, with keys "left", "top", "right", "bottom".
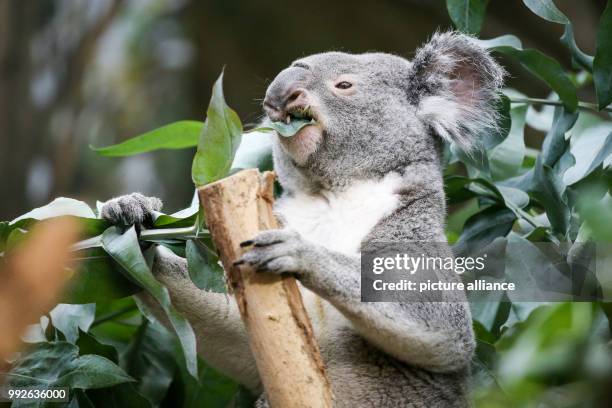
{"left": 236, "top": 229, "right": 305, "bottom": 275}
{"left": 100, "top": 193, "right": 162, "bottom": 226}
{"left": 241, "top": 229, "right": 299, "bottom": 248}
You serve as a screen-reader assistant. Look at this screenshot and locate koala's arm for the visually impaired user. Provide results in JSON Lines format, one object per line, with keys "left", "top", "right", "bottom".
{"left": 239, "top": 191, "right": 475, "bottom": 373}
{"left": 101, "top": 194, "right": 261, "bottom": 392}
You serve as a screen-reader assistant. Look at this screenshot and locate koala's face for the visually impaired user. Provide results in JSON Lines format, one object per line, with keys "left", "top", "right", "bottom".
{"left": 263, "top": 33, "right": 504, "bottom": 189}
{"left": 264, "top": 52, "right": 414, "bottom": 167}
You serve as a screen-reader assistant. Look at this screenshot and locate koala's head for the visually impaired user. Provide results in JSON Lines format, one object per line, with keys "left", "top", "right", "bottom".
{"left": 263, "top": 32, "right": 504, "bottom": 192}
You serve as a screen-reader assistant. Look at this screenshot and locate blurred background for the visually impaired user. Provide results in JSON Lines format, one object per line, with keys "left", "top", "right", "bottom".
{"left": 0, "top": 0, "right": 607, "bottom": 219}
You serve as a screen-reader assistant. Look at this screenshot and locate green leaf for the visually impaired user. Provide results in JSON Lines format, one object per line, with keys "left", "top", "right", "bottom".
{"left": 531, "top": 159, "right": 570, "bottom": 235}
{"left": 91, "top": 120, "right": 203, "bottom": 157}
{"left": 469, "top": 287, "right": 508, "bottom": 333}
{"left": 49, "top": 304, "right": 96, "bottom": 343}
{"left": 564, "top": 124, "right": 612, "bottom": 185}
{"left": 452, "top": 143, "right": 491, "bottom": 179}
{"left": 231, "top": 131, "right": 274, "bottom": 171}
{"left": 76, "top": 330, "right": 120, "bottom": 363}
{"left": 8, "top": 341, "right": 133, "bottom": 394}
{"left": 522, "top": 0, "right": 568, "bottom": 24}
{"left": 479, "top": 35, "right": 578, "bottom": 111}
{"left": 268, "top": 118, "right": 316, "bottom": 137}
{"left": 489, "top": 105, "right": 527, "bottom": 180}
{"left": 482, "top": 94, "right": 512, "bottom": 150}
{"left": 101, "top": 226, "right": 198, "bottom": 378}
{"left": 594, "top": 0, "right": 612, "bottom": 109}
{"left": 560, "top": 24, "right": 594, "bottom": 71}
{"left": 152, "top": 192, "right": 200, "bottom": 228}
{"left": 56, "top": 354, "right": 134, "bottom": 389}
{"left": 446, "top": 0, "right": 490, "bottom": 35}
{"left": 0, "top": 221, "right": 9, "bottom": 252}
{"left": 11, "top": 197, "right": 96, "bottom": 223}
{"left": 582, "top": 131, "right": 612, "bottom": 179}
{"left": 192, "top": 71, "right": 243, "bottom": 187}
{"left": 63, "top": 247, "right": 141, "bottom": 304}
{"left": 522, "top": 0, "right": 594, "bottom": 71}
{"left": 504, "top": 233, "right": 571, "bottom": 302}
{"left": 121, "top": 321, "right": 176, "bottom": 406}
{"left": 496, "top": 185, "right": 529, "bottom": 209}
{"left": 186, "top": 240, "right": 226, "bottom": 292}
{"left": 6, "top": 227, "right": 28, "bottom": 249}
{"left": 454, "top": 206, "right": 516, "bottom": 256}
{"left": 496, "top": 303, "right": 595, "bottom": 382}
{"left": 541, "top": 107, "right": 578, "bottom": 168}
{"left": 181, "top": 361, "right": 240, "bottom": 408}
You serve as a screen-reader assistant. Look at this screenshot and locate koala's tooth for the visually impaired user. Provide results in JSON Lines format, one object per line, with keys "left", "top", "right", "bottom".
{"left": 285, "top": 116, "right": 290, "bottom": 124}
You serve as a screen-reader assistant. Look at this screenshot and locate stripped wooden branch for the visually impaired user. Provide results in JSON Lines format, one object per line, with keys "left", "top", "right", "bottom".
{"left": 198, "top": 169, "right": 333, "bottom": 408}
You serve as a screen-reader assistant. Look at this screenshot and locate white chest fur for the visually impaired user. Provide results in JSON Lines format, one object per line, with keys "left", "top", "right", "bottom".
{"left": 274, "top": 173, "right": 403, "bottom": 255}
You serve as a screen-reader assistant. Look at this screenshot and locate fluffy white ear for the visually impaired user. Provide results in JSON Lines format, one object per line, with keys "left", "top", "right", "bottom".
{"left": 406, "top": 31, "right": 505, "bottom": 151}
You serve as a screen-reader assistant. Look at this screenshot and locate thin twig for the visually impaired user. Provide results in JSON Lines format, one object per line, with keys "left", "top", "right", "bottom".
{"left": 90, "top": 305, "right": 137, "bottom": 328}
{"left": 510, "top": 97, "right": 612, "bottom": 113}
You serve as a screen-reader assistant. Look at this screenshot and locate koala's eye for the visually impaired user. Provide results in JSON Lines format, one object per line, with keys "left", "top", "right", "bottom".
{"left": 335, "top": 81, "right": 353, "bottom": 90}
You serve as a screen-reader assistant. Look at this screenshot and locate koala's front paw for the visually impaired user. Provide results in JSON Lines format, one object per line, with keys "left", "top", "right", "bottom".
{"left": 235, "top": 229, "right": 308, "bottom": 276}
{"left": 100, "top": 193, "right": 162, "bottom": 226}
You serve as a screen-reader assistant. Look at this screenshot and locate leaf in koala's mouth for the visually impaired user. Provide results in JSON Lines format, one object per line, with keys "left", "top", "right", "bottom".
{"left": 269, "top": 118, "right": 316, "bottom": 138}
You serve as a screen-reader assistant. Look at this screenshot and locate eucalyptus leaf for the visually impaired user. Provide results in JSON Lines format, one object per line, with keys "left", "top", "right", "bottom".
{"left": 454, "top": 206, "right": 516, "bottom": 256}
{"left": 564, "top": 124, "right": 612, "bottom": 185}
{"left": 192, "top": 71, "right": 243, "bottom": 187}
{"left": 269, "top": 118, "right": 316, "bottom": 137}
{"left": 101, "top": 226, "right": 198, "bottom": 378}
{"left": 504, "top": 233, "right": 571, "bottom": 302}
{"left": 522, "top": 0, "right": 594, "bottom": 71}
{"left": 594, "top": 0, "right": 612, "bottom": 110}
{"left": 11, "top": 197, "right": 96, "bottom": 223}
{"left": 50, "top": 303, "right": 96, "bottom": 343}
{"left": 446, "top": 0, "right": 490, "bottom": 35}
{"left": 64, "top": 247, "right": 141, "bottom": 304}
{"left": 7, "top": 341, "right": 133, "bottom": 404}
{"left": 582, "top": 131, "right": 612, "bottom": 179}
{"left": 479, "top": 35, "right": 578, "bottom": 111}
{"left": 522, "top": 0, "right": 568, "bottom": 24}
{"left": 541, "top": 106, "right": 578, "bottom": 168}
{"left": 489, "top": 105, "right": 527, "bottom": 180}
{"left": 532, "top": 159, "right": 570, "bottom": 235}
{"left": 91, "top": 120, "right": 203, "bottom": 157}
{"left": 560, "top": 24, "right": 594, "bottom": 71}
{"left": 181, "top": 361, "right": 240, "bottom": 408}
{"left": 0, "top": 220, "right": 9, "bottom": 251}
{"left": 121, "top": 321, "right": 176, "bottom": 406}
{"left": 186, "top": 239, "right": 226, "bottom": 292}
{"left": 231, "top": 130, "right": 274, "bottom": 171}
{"left": 76, "top": 330, "right": 120, "bottom": 363}
{"left": 56, "top": 354, "right": 135, "bottom": 389}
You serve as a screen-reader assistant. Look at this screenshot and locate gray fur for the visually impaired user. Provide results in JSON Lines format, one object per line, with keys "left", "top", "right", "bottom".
{"left": 101, "top": 31, "right": 504, "bottom": 407}
{"left": 100, "top": 193, "right": 162, "bottom": 226}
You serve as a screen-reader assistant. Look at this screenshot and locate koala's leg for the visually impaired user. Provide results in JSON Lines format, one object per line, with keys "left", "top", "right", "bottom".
{"left": 137, "top": 246, "right": 262, "bottom": 392}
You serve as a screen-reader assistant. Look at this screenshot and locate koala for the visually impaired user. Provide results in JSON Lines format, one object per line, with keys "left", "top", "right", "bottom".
{"left": 101, "top": 32, "right": 504, "bottom": 407}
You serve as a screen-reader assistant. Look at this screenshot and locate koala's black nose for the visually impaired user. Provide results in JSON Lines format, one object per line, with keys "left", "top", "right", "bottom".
{"left": 263, "top": 66, "right": 311, "bottom": 122}
{"left": 263, "top": 88, "right": 306, "bottom": 122}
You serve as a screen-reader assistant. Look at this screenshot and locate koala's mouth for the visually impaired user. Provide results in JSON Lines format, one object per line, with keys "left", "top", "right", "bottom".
{"left": 269, "top": 106, "right": 319, "bottom": 138}
{"left": 287, "top": 106, "right": 316, "bottom": 123}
